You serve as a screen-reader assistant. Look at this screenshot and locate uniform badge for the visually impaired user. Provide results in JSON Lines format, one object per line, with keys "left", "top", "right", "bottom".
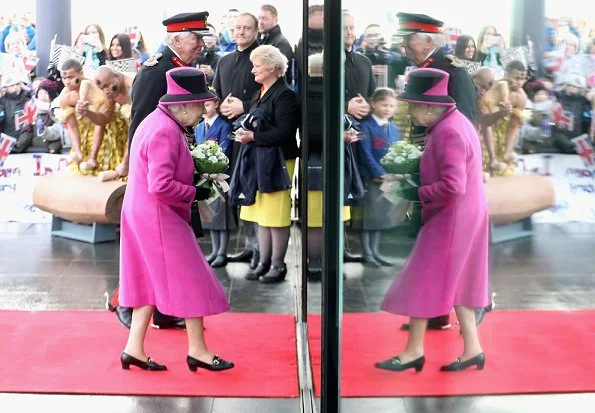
{"left": 143, "top": 52, "right": 162, "bottom": 67}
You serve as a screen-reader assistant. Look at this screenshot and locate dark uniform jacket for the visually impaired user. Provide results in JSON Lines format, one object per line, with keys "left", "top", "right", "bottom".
{"left": 212, "top": 41, "right": 261, "bottom": 117}
{"left": 426, "top": 49, "right": 476, "bottom": 124}
{"left": 409, "top": 49, "right": 477, "bottom": 144}
{"left": 345, "top": 49, "right": 376, "bottom": 103}
{"left": 195, "top": 47, "right": 222, "bottom": 85}
{"left": 257, "top": 25, "right": 294, "bottom": 83}
{"left": 129, "top": 46, "right": 181, "bottom": 143}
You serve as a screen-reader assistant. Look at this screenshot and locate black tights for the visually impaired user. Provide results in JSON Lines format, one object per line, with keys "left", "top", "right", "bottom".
{"left": 258, "top": 225, "right": 291, "bottom": 266}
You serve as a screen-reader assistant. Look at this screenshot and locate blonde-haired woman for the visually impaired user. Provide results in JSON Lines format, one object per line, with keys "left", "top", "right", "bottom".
{"left": 230, "top": 45, "right": 299, "bottom": 283}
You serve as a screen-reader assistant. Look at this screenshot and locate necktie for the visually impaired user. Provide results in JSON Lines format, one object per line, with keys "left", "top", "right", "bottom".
{"left": 205, "top": 122, "right": 211, "bottom": 134}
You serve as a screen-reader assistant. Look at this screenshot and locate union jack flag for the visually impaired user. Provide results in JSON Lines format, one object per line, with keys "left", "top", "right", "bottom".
{"left": 124, "top": 26, "right": 140, "bottom": 49}
{"left": 571, "top": 134, "right": 595, "bottom": 167}
{"left": 551, "top": 104, "right": 574, "bottom": 131}
{"left": 0, "top": 133, "right": 17, "bottom": 167}
{"left": 22, "top": 55, "right": 39, "bottom": 72}
{"left": 14, "top": 99, "right": 37, "bottom": 131}
{"left": 442, "top": 27, "right": 460, "bottom": 54}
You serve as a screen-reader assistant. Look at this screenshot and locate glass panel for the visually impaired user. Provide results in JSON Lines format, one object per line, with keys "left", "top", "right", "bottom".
{"left": 327, "top": 0, "right": 595, "bottom": 410}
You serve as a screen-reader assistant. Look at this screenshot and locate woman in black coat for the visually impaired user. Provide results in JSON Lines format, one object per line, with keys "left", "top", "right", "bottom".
{"left": 231, "top": 45, "right": 299, "bottom": 283}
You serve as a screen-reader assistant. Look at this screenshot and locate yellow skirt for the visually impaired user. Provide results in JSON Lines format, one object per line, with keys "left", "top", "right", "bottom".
{"left": 307, "top": 191, "right": 351, "bottom": 228}
{"left": 240, "top": 159, "right": 296, "bottom": 227}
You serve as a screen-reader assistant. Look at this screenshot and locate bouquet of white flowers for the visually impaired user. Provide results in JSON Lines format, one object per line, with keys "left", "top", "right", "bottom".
{"left": 190, "top": 140, "right": 229, "bottom": 174}
{"left": 380, "top": 141, "right": 422, "bottom": 175}
{"left": 380, "top": 141, "right": 424, "bottom": 238}
{"left": 189, "top": 141, "right": 230, "bottom": 222}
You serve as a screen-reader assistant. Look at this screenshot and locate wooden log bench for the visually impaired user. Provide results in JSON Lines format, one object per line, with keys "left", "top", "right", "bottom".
{"left": 485, "top": 175, "right": 555, "bottom": 243}
{"left": 32, "top": 173, "right": 126, "bottom": 243}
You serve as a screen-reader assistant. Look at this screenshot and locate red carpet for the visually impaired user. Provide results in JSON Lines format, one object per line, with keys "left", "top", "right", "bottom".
{"left": 309, "top": 311, "right": 595, "bottom": 397}
{"left": 0, "top": 311, "right": 298, "bottom": 397}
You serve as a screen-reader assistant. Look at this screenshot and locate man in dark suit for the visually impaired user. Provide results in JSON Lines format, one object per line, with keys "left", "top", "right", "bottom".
{"left": 395, "top": 12, "right": 476, "bottom": 146}
{"left": 257, "top": 4, "right": 294, "bottom": 83}
{"left": 110, "top": 12, "right": 211, "bottom": 330}
{"left": 213, "top": 12, "right": 263, "bottom": 269}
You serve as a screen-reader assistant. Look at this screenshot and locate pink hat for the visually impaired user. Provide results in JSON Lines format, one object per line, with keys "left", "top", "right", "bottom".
{"left": 397, "top": 68, "right": 455, "bottom": 106}
{"left": 159, "top": 67, "right": 217, "bottom": 105}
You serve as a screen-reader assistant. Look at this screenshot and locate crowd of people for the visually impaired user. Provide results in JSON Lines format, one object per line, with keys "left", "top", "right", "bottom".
{"left": 2, "top": 5, "right": 595, "bottom": 374}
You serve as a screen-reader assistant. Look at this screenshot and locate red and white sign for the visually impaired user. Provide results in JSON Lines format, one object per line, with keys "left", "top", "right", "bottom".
{"left": 572, "top": 134, "right": 595, "bottom": 167}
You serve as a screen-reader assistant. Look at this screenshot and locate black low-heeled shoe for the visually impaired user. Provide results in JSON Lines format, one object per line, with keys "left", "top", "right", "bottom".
{"left": 375, "top": 355, "right": 425, "bottom": 372}
{"left": 260, "top": 264, "right": 287, "bottom": 283}
{"left": 187, "top": 355, "right": 235, "bottom": 372}
{"left": 245, "top": 262, "right": 271, "bottom": 280}
{"left": 440, "top": 352, "right": 485, "bottom": 371}
{"left": 121, "top": 352, "right": 167, "bottom": 371}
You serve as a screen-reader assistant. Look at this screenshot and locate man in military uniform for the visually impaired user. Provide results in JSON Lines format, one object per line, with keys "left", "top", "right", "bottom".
{"left": 395, "top": 13, "right": 494, "bottom": 331}
{"left": 396, "top": 12, "right": 476, "bottom": 146}
{"left": 109, "top": 12, "right": 211, "bottom": 330}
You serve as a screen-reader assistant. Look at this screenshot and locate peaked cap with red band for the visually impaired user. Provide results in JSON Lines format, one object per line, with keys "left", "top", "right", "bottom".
{"left": 162, "top": 12, "right": 210, "bottom": 36}
{"left": 395, "top": 12, "right": 443, "bottom": 36}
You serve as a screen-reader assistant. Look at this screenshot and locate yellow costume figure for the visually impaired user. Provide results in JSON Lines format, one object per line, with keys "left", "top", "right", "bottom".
{"left": 59, "top": 95, "right": 129, "bottom": 180}
{"left": 479, "top": 93, "right": 526, "bottom": 177}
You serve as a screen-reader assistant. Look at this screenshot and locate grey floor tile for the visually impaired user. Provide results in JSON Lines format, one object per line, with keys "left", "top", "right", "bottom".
{"left": 0, "top": 394, "right": 214, "bottom": 413}
{"left": 212, "top": 397, "right": 298, "bottom": 413}
{"left": 342, "top": 397, "right": 407, "bottom": 413}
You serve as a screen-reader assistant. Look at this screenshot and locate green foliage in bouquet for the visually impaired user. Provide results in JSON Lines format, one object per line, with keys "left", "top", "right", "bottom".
{"left": 381, "top": 141, "right": 422, "bottom": 175}
{"left": 189, "top": 140, "right": 229, "bottom": 174}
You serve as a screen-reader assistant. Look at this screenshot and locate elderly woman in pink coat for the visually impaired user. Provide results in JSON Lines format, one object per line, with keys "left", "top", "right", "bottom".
{"left": 119, "top": 67, "right": 234, "bottom": 373}
{"left": 376, "top": 68, "right": 489, "bottom": 373}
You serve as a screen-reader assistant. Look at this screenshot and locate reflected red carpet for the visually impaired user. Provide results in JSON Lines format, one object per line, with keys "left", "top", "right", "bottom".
{"left": 309, "top": 311, "right": 595, "bottom": 397}
{"left": 0, "top": 311, "right": 298, "bottom": 397}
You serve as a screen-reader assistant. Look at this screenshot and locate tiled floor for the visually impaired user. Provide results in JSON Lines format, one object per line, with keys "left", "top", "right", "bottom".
{"left": 1, "top": 222, "right": 595, "bottom": 412}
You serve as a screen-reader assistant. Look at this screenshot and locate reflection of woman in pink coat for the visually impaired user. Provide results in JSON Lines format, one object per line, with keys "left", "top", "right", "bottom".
{"left": 376, "top": 68, "right": 489, "bottom": 373}
{"left": 119, "top": 67, "right": 233, "bottom": 373}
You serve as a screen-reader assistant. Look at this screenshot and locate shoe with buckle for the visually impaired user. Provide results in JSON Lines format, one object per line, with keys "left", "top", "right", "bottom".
{"left": 441, "top": 352, "right": 485, "bottom": 371}
{"left": 260, "top": 263, "right": 288, "bottom": 283}
{"left": 151, "top": 309, "right": 186, "bottom": 330}
{"left": 227, "top": 249, "right": 253, "bottom": 263}
{"left": 245, "top": 262, "right": 270, "bottom": 280}
{"left": 210, "top": 254, "right": 227, "bottom": 268}
{"left": 375, "top": 355, "right": 425, "bottom": 372}
{"left": 476, "top": 293, "right": 496, "bottom": 326}
{"left": 187, "top": 354, "right": 234, "bottom": 372}
{"left": 121, "top": 352, "right": 167, "bottom": 371}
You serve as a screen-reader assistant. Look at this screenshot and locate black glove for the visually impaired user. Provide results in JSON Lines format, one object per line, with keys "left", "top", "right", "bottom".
{"left": 194, "top": 186, "right": 212, "bottom": 201}
{"left": 193, "top": 172, "right": 200, "bottom": 186}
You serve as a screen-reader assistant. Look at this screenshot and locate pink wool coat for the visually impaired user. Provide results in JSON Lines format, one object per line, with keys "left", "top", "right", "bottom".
{"left": 381, "top": 107, "right": 489, "bottom": 318}
{"left": 119, "top": 105, "right": 229, "bottom": 318}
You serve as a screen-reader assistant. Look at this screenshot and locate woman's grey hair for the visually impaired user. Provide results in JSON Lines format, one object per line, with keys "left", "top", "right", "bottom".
{"left": 164, "top": 31, "right": 195, "bottom": 46}
{"left": 250, "top": 45, "right": 288, "bottom": 77}
{"left": 168, "top": 102, "right": 205, "bottom": 117}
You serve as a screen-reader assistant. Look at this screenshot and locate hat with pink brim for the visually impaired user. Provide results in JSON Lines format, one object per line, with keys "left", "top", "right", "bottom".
{"left": 159, "top": 67, "right": 217, "bottom": 105}
{"left": 397, "top": 68, "right": 455, "bottom": 106}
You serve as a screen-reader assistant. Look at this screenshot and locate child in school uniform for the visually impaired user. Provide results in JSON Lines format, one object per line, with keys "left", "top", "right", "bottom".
{"left": 195, "top": 89, "right": 234, "bottom": 267}
{"left": 354, "top": 88, "right": 401, "bottom": 267}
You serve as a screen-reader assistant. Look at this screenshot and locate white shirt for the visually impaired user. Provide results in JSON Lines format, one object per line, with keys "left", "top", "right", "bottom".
{"left": 372, "top": 114, "right": 388, "bottom": 126}
{"left": 204, "top": 114, "right": 219, "bottom": 130}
